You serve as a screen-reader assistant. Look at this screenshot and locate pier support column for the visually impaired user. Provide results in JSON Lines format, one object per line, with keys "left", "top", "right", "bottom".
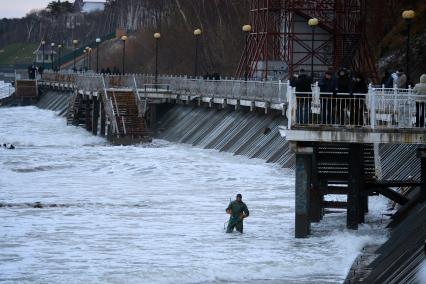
{"left": 309, "top": 146, "right": 322, "bottom": 222}
{"left": 92, "top": 96, "right": 99, "bottom": 135}
{"left": 74, "top": 94, "right": 82, "bottom": 125}
{"left": 100, "top": 100, "right": 106, "bottom": 137}
{"left": 347, "top": 144, "right": 362, "bottom": 229}
{"left": 149, "top": 104, "right": 157, "bottom": 128}
{"left": 85, "top": 96, "right": 92, "bottom": 132}
{"left": 417, "top": 148, "right": 426, "bottom": 202}
{"left": 295, "top": 143, "right": 313, "bottom": 238}
{"left": 319, "top": 179, "right": 327, "bottom": 220}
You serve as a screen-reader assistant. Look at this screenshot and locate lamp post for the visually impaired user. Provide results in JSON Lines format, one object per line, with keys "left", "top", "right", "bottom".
{"left": 89, "top": 48, "right": 92, "bottom": 71}
{"left": 402, "top": 10, "right": 415, "bottom": 85}
{"left": 85, "top": 46, "right": 90, "bottom": 71}
{"left": 57, "top": 44, "right": 62, "bottom": 71}
{"left": 85, "top": 46, "right": 91, "bottom": 71}
{"left": 41, "top": 40, "right": 46, "bottom": 69}
{"left": 193, "top": 28, "right": 202, "bottom": 77}
{"left": 83, "top": 49, "right": 87, "bottom": 72}
{"left": 308, "top": 18, "right": 319, "bottom": 81}
{"left": 96, "top": 38, "right": 101, "bottom": 73}
{"left": 121, "top": 35, "right": 128, "bottom": 75}
{"left": 154, "top": 32, "right": 161, "bottom": 85}
{"left": 51, "top": 42, "right": 55, "bottom": 70}
{"left": 72, "top": 39, "right": 78, "bottom": 72}
{"left": 242, "top": 24, "right": 252, "bottom": 81}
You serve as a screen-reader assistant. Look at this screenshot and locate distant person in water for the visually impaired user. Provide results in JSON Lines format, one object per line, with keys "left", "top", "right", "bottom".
{"left": 226, "top": 194, "right": 249, "bottom": 233}
{"left": 2, "top": 143, "right": 15, "bottom": 149}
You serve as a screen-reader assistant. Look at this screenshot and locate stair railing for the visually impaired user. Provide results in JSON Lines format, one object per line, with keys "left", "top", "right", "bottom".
{"left": 101, "top": 76, "right": 120, "bottom": 137}
{"left": 111, "top": 90, "right": 127, "bottom": 135}
{"left": 132, "top": 74, "right": 147, "bottom": 117}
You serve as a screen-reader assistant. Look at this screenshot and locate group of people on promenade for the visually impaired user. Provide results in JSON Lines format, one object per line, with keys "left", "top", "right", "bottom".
{"left": 27, "top": 64, "right": 43, "bottom": 79}
{"left": 290, "top": 67, "right": 426, "bottom": 126}
{"left": 381, "top": 69, "right": 409, "bottom": 89}
{"left": 290, "top": 68, "right": 369, "bottom": 95}
{"left": 413, "top": 74, "right": 426, "bottom": 127}
{"left": 99, "top": 67, "right": 121, "bottom": 75}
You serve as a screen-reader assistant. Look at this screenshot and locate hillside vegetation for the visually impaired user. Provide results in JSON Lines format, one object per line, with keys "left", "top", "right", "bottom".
{"left": 0, "top": 0, "right": 424, "bottom": 80}
{"left": 0, "top": 43, "right": 38, "bottom": 65}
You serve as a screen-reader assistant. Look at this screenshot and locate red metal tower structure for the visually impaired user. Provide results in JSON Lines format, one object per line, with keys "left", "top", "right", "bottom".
{"left": 236, "top": 0, "right": 379, "bottom": 83}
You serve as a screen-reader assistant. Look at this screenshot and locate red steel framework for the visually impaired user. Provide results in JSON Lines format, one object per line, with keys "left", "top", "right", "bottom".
{"left": 236, "top": 0, "right": 379, "bottom": 83}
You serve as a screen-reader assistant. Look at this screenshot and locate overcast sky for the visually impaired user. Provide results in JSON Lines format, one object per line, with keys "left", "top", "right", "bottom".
{"left": 0, "top": 0, "right": 106, "bottom": 19}
{"left": 1, "top": 0, "right": 55, "bottom": 18}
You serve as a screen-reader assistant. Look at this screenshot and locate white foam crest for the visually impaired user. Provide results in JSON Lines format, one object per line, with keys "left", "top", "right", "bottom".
{"left": 0, "top": 106, "right": 105, "bottom": 147}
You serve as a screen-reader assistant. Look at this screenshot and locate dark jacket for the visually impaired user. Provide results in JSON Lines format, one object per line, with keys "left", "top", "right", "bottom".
{"left": 336, "top": 70, "right": 352, "bottom": 94}
{"left": 352, "top": 78, "right": 368, "bottom": 94}
{"left": 226, "top": 201, "right": 249, "bottom": 220}
{"left": 319, "top": 76, "right": 336, "bottom": 93}
{"left": 292, "top": 74, "right": 312, "bottom": 93}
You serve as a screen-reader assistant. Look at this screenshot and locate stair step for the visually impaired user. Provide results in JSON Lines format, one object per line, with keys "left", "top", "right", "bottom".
{"left": 322, "top": 201, "right": 347, "bottom": 209}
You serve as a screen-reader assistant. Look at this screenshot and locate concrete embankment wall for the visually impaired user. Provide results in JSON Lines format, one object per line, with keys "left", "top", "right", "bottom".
{"left": 26, "top": 90, "right": 424, "bottom": 175}
{"left": 33, "top": 91, "right": 424, "bottom": 174}
{"left": 36, "top": 90, "right": 72, "bottom": 116}
{"left": 154, "top": 105, "right": 295, "bottom": 169}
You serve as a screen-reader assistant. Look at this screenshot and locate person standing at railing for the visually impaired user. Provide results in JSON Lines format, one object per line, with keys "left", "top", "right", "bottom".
{"left": 413, "top": 74, "right": 426, "bottom": 127}
{"left": 319, "top": 70, "right": 336, "bottom": 93}
{"left": 292, "top": 69, "right": 312, "bottom": 92}
{"left": 396, "top": 69, "right": 407, "bottom": 89}
{"left": 319, "top": 70, "right": 336, "bottom": 124}
{"left": 334, "top": 68, "right": 353, "bottom": 125}
{"left": 352, "top": 73, "right": 368, "bottom": 126}
{"left": 336, "top": 68, "right": 352, "bottom": 94}
{"left": 385, "top": 70, "right": 397, "bottom": 88}
{"left": 381, "top": 70, "right": 391, "bottom": 87}
{"left": 291, "top": 69, "right": 313, "bottom": 124}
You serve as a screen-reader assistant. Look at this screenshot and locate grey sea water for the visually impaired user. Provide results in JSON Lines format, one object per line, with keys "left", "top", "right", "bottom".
{"left": 0, "top": 107, "right": 389, "bottom": 283}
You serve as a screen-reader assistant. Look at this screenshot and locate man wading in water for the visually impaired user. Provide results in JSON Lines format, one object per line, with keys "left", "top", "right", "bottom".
{"left": 226, "top": 194, "right": 249, "bottom": 233}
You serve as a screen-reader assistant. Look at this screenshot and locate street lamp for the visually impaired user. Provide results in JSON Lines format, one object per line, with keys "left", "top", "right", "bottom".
{"left": 193, "top": 28, "right": 202, "bottom": 77}
{"left": 153, "top": 32, "right": 161, "bottom": 83}
{"left": 402, "top": 10, "right": 415, "bottom": 85}
{"left": 41, "top": 40, "right": 46, "bottom": 70}
{"left": 88, "top": 48, "right": 92, "bottom": 71}
{"left": 154, "top": 32, "right": 161, "bottom": 84}
{"left": 72, "top": 39, "right": 78, "bottom": 72}
{"left": 51, "top": 42, "right": 55, "bottom": 70}
{"left": 85, "top": 46, "right": 91, "bottom": 71}
{"left": 242, "top": 24, "right": 251, "bottom": 81}
{"left": 121, "top": 35, "right": 128, "bottom": 75}
{"left": 85, "top": 46, "right": 90, "bottom": 71}
{"left": 83, "top": 49, "right": 87, "bottom": 72}
{"left": 96, "top": 37, "right": 101, "bottom": 73}
{"left": 57, "top": 44, "right": 62, "bottom": 71}
{"left": 308, "top": 18, "right": 319, "bottom": 81}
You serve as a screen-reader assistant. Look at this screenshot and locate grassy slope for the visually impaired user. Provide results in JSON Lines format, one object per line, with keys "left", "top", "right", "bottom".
{"left": 0, "top": 43, "right": 38, "bottom": 65}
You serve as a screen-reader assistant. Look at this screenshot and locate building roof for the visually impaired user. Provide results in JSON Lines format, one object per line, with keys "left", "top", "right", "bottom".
{"left": 82, "top": 1, "right": 105, "bottom": 13}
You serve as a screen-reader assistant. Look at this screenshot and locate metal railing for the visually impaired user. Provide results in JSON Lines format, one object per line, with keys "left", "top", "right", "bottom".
{"left": 100, "top": 77, "right": 119, "bottom": 137}
{"left": 134, "top": 76, "right": 287, "bottom": 104}
{"left": 287, "top": 83, "right": 426, "bottom": 129}
{"left": 42, "top": 71, "right": 288, "bottom": 105}
{"left": 41, "top": 72, "right": 426, "bottom": 130}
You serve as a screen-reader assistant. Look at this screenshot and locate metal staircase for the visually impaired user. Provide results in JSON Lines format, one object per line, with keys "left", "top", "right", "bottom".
{"left": 106, "top": 90, "right": 152, "bottom": 143}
